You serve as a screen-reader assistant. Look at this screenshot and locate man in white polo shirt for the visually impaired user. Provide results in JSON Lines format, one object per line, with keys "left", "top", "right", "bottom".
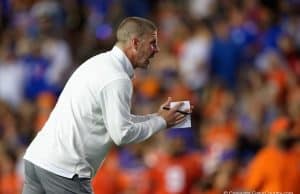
{"left": 22, "top": 17, "right": 188, "bottom": 194}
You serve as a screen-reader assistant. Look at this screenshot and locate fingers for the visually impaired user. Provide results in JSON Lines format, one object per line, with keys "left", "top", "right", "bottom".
{"left": 170, "top": 112, "right": 186, "bottom": 125}
{"left": 161, "top": 97, "right": 172, "bottom": 109}
{"left": 172, "top": 114, "right": 187, "bottom": 126}
{"left": 174, "top": 112, "right": 185, "bottom": 120}
{"left": 158, "top": 98, "right": 192, "bottom": 128}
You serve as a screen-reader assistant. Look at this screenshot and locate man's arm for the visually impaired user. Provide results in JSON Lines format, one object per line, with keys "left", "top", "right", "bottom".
{"left": 130, "top": 114, "right": 158, "bottom": 123}
{"left": 99, "top": 78, "right": 166, "bottom": 146}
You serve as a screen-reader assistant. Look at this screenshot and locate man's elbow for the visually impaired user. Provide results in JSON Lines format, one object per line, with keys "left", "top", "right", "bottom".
{"left": 112, "top": 128, "right": 132, "bottom": 146}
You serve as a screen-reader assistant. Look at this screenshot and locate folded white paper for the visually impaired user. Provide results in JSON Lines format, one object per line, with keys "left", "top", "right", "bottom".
{"left": 170, "top": 101, "right": 191, "bottom": 128}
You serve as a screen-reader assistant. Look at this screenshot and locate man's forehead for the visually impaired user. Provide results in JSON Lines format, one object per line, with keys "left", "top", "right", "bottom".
{"left": 141, "top": 30, "right": 157, "bottom": 41}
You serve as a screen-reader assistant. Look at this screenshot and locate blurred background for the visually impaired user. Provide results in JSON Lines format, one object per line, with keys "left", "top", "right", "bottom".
{"left": 0, "top": 0, "right": 299, "bottom": 193}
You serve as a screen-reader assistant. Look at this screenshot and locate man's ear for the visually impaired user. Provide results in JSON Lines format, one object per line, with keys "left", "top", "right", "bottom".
{"left": 131, "top": 37, "right": 139, "bottom": 51}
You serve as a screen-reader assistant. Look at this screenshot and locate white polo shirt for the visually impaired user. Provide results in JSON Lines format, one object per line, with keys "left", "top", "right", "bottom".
{"left": 24, "top": 46, "right": 166, "bottom": 178}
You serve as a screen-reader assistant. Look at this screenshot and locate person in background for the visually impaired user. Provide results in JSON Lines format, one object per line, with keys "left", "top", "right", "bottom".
{"left": 22, "top": 17, "right": 189, "bottom": 194}
{"left": 147, "top": 128, "right": 202, "bottom": 194}
{"left": 243, "top": 116, "right": 300, "bottom": 192}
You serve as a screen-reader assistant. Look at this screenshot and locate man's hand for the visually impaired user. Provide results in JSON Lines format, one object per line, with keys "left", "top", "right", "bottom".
{"left": 157, "top": 97, "right": 190, "bottom": 128}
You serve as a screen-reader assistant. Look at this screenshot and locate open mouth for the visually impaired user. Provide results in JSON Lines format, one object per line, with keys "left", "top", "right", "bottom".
{"left": 145, "top": 54, "right": 155, "bottom": 65}
{"left": 149, "top": 54, "right": 155, "bottom": 59}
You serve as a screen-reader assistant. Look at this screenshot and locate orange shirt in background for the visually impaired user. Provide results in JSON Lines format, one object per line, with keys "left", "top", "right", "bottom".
{"left": 117, "top": 166, "right": 151, "bottom": 194}
{"left": 0, "top": 173, "right": 22, "bottom": 194}
{"left": 148, "top": 152, "right": 202, "bottom": 194}
{"left": 285, "top": 149, "right": 300, "bottom": 194}
{"left": 92, "top": 150, "right": 121, "bottom": 194}
{"left": 244, "top": 146, "right": 300, "bottom": 192}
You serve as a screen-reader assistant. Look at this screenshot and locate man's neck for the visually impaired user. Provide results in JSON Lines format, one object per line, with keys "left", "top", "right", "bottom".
{"left": 115, "top": 43, "right": 136, "bottom": 68}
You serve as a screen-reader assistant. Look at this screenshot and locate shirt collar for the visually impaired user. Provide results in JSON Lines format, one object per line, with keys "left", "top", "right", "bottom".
{"left": 111, "top": 46, "right": 134, "bottom": 78}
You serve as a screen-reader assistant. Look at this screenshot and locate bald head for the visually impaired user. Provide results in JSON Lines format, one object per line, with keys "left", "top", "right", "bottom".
{"left": 116, "top": 17, "right": 157, "bottom": 44}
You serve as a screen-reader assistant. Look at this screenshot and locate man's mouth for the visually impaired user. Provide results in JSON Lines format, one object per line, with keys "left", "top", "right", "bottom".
{"left": 149, "top": 54, "right": 154, "bottom": 59}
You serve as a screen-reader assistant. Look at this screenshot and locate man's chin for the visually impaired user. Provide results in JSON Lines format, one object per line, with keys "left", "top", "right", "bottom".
{"left": 141, "top": 65, "right": 149, "bottom": 69}
{"left": 135, "top": 60, "right": 151, "bottom": 69}
{"left": 142, "top": 60, "right": 150, "bottom": 68}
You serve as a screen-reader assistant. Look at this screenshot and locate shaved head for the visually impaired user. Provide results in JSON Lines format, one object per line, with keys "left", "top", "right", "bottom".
{"left": 115, "top": 17, "right": 159, "bottom": 69}
{"left": 116, "top": 17, "right": 157, "bottom": 44}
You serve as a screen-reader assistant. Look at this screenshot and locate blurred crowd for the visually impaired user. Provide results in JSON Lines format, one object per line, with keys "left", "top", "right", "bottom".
{"left": 0, "top": 0, "right": 300, "bottom": 194}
